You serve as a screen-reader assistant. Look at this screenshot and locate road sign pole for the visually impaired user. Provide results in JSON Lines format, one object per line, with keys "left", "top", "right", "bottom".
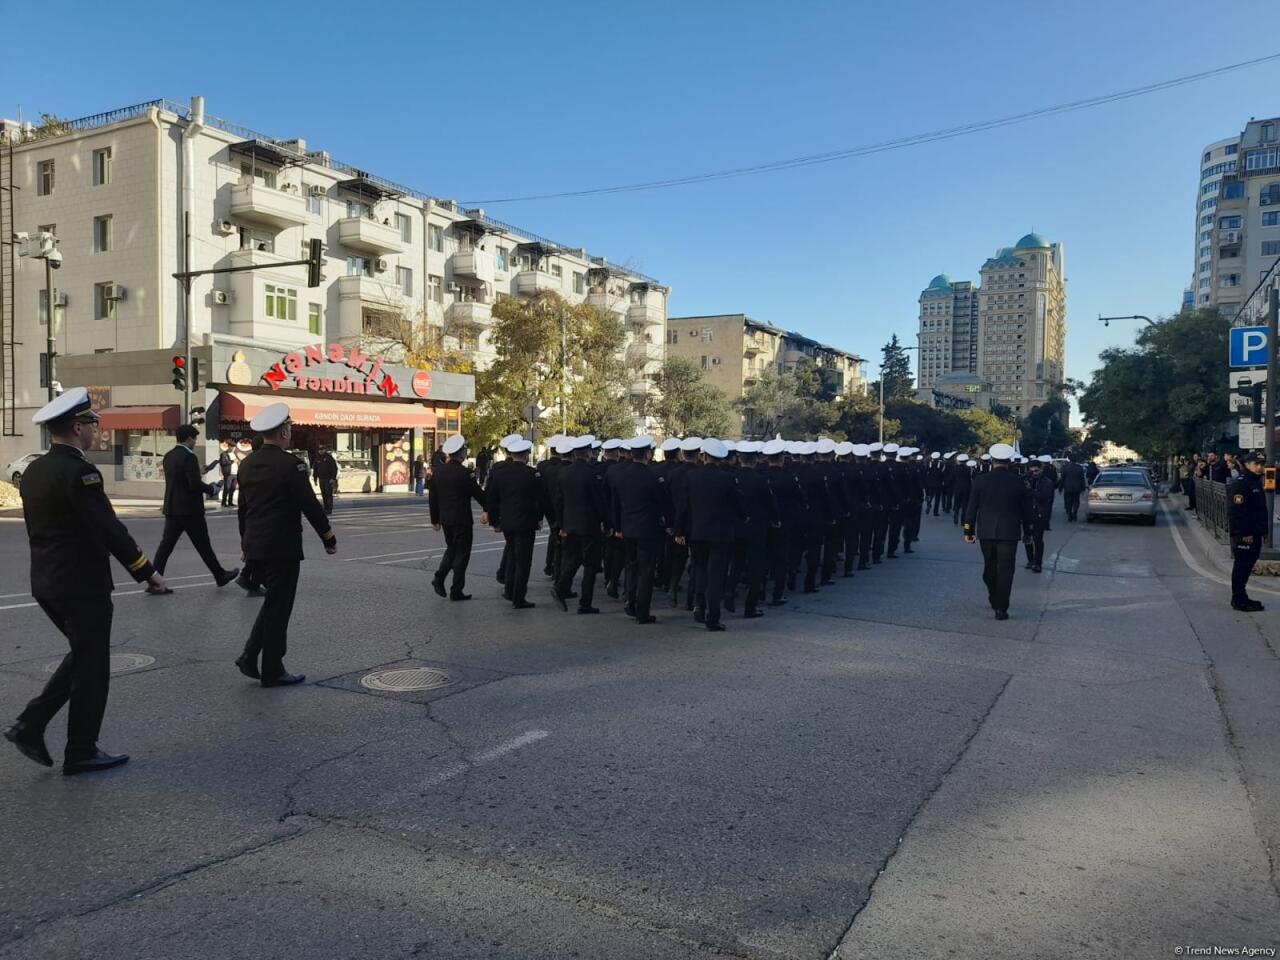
{"left": 1268, "top": 287, "right": 1279, "bottom": 548}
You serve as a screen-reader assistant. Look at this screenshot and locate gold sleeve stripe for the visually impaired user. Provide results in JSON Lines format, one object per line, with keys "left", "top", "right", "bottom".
{"left": 128, "top": 555, "right": 150, "bottom": 572}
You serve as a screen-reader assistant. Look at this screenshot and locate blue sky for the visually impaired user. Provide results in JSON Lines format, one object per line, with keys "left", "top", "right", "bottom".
{"left": 4, "top": 0, "right": 1278, "bottom": 419}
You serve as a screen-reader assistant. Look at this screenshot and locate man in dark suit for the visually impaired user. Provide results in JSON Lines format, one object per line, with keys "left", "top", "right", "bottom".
{"left": 428, "top": 434, "right": 486, "bottom": 601}
{"left": 675, "top": 439, "right": 747, "bottom": 631}
{"left": 313, "top": 447, "right": 339, "bottom": 514}
{"left": 485, "top": 439, "right": 548, "bottom": 609}
{"left": 665, "top": 438, "right": 702, "bottom": 608}
{"left": 963, "top": 443, "right": 1033, "bottom": 620}
{"left": 1059, "top": 460, "right": 1086, "bottom": 522}
{"left": 730, "top": 442, "right": 779, "bottom": 617}
{"left": 218, "top": 442, "right": 237, "bottom": 506}
{"left": 951, "top": 455, "right": 974, "bottom": 525}
{"left": 538, "top": 437, "right": 570, "bottom": 578}
{"left": 153, "top": 424, "right": 239, "bottom": 585}
{"left": 236, "top": 403, "right": 337, "bottom": 686}
{"left": 5, "top": 388, "right": 168, "bottom": 775}
{"left": 553, "top": 436, "right": 608, "bottom": 614}
{"left": 610, "top": 436, "right": 671, "bottom": 623}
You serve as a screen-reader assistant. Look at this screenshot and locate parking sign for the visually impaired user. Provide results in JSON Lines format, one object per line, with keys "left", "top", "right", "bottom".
{"left": 1230, "top": 326, "right": 1269, "bottom": 367}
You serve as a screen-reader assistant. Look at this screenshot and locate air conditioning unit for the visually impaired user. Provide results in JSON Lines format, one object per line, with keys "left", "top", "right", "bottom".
{"left": 374, "top": 257, "right": 389, "bottom": 273}
{"left": 212, "top": 290, "right": 231, "bottom": 305}
{"left": 215, "top": 219, "right": 235, "bottom": 235}
{"left": 309, "top": 184, "right": 326, "bottom": 197}
{"left": 711, "top": 357, "right": 721, "bottom": 365}
{"left": 1221, "top": 230, "right": 1241, "bottom": 244}
{"left": 104, "top": 283, "right": 126, "bottom": 301}
{"left": 53, "top": 291, "right": 68, "bottom": 307}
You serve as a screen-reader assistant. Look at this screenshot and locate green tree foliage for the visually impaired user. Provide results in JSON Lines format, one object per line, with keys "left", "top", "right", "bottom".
{"left": 954, "top": 407, "right": 1015, "bottom": 449}
{"left": 24, "top": 114, "right": 75, "bottom": 142}
{"left": 1078, "top": 308, "right": 1230, "bottom": 458}
{"left": 736, "top": 369, "right": 801, "bottom": 438}
{"left": 650, "top": 357, "right": 732, "bottom": 438}
{"left": 870, "top": 334, "right": 915, "bottom": 402}
{"left": 1017, "top": 396, "right": 1072, "bottom": 455}
{"left": 833, "top": 391, "right": 893, "bottom": 443}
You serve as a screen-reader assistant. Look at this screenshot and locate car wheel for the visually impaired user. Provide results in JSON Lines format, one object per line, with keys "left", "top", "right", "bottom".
{"left": 1142, "top": 514, "right": 1156, "bottom": 526}
{"left": 10, "top": 472, "right": 20, "bottom": 484}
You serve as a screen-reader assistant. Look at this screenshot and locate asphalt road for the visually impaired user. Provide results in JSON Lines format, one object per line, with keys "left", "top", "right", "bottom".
{"left": 0, "top": 495, "right": 1277, "bottom": 959}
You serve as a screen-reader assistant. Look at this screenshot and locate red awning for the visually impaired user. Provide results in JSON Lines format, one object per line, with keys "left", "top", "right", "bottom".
{"left": 98, "top": 405, "right": 182, "bottom": 431}
{"left": 218, "top": 391, "right": 437, "bottom": 429}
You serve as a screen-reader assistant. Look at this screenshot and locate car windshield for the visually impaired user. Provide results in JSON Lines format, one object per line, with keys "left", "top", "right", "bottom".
{"left": 1095, "top": 472, "right": 1149, "bottom": 486}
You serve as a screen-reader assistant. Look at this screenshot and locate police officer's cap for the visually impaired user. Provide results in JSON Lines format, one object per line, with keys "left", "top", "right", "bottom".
{"left": 660, "top": 438, "right": 681, "bottom": 452}
{"left": 32, "top": 386, "right": 96, "bottom": 427}
{"left": 931, "top": 452, "right": 941, "bottom": 460}
{"left": 868, "top": 442, "right": 884, "bottom": 454}
{"left": 761, "top": 439, "right": 786, "bottom": 456}
{"left": 988, "top": 443, "right": 1015, "bottom": 461}
{"left": 250, "top": 402, "right": 291, "bottom": 433}
{"left": 554, "top": 438, "right": 576, "bottom": 455}
{"left": 834, "top": 441, "right": 854, "bottom": 457}
{"left": 701, "top": 438, "right": 729, "bottom": 459}
{"left": 442, "top": 434, "right": 467, "bottom": 455}
{"left": 679, "top": 437, "right": 703, "bottom": 452}
{"left": 628, "top": 435, "right": 655, "bottom": 450}
{"left": 602, "top": 438, "right": 624, "bottom": 451}
{"left": 507, "top": 438, "right": 532, "bottom": 454}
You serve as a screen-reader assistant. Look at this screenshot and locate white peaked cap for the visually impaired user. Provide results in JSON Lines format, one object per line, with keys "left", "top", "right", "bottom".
{"left": 702, "top": 438, "right": 729, "bottom": 459}
{"left": 507, "top": 439, "right": 532, "bottom": 454}
{"left": 723, "top": 440, "right": 738, "bottom": 452}
{"left": 33, "top": 386, "right": 92, "bottom": 425}
{"left": 628, "top": 435, "right": 655, "bottom": 450}
{"left": 852, "top": 443, "right": 871, "bottom": 457}
{"left": 799, "top": 441, "right": 818, "bottom": 455}
{"left": 660, "top": 438, "right": 681, "bottom": 452}
{"left": 989, "top": 443, "right": 1015, "bottom": 461}
{"left": 784, "top": 441, "right": 802, "bottom": 455}
{"left": 1037, "top": 454, "right": 1052, "bottom": 462}
{"left": 868, "top": 441, "right": 884, "bottom": 453}
{"left": 834, "top": 441, "right": 854, "bottom": 456}
{"left": 554, "top": 439, "right": 576, "bottom": 455}
{"left": 944, "top": 452, "right": 955, "bottom": 459}
{"left": 499, "top": 433, "right": 523, "bottom": 450}
{"left": 899, "top": 446, "right": 915, "bottom": 456}
{"left": 250, "top": 402, "right": 290, "bottom": 433}
{"left": 602, "top": 438, "right": 624, "bottom": 450}
{"left": 883, "top": 442, "right": 900, "bottom": 454}
{"left": 816, "top": 438, "right": 837, "bottom": 454}
{"left": 761, "top": 438, "right": 786, "bottom": 456}
{"left": 931, "top": 452, "right": 941, "bottom": 459}
{"left": 576, "top": 434, "right": 596, "bottom": 447}
{"left": 680, "top": 437, "right": 703, "bottom": 452}
{"left": 980, "top": 453, "right": 992, "bottom": 461}
{"left": 546, "top": 434, "right": 565, "bottom": 446}
{"left": 956, "top": 453, "right": 969, "bottom": 462}
{"left": 591, "top": 440, "right": 602, "bottom": 449}
{"left": 442, "top": 434, "right": 467, "bottom": 455}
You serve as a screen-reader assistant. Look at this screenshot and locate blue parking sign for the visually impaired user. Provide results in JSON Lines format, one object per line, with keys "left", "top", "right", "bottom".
{"left": 1230, "top": 326, "right": 1269, "bottom": 367}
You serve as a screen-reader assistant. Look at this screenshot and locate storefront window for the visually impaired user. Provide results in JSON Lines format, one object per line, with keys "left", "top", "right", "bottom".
{"left": 122, "top": 430, "right": 166, "bottom": 482}
{"left": 334, "top": 431, "right": 373, "bottom": 471}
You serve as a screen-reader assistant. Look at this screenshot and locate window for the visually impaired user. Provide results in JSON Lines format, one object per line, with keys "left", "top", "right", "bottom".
{"left": 1263, "top": 241, "right": 1280, "bottom": 256}
{"left": 346, "top": 256, "right": 370, "bottom": 277}
{"left": 1264, "top": 123, "right": 1276, "bottom": 143}
{"left": 1245, "top": 147, "right": 1280, "bottom": 172}
{"left": 92, "top": 148, "right": 112, "bottom": 186}
{"left": 1204, "top": 151, "right": 1212, "bottom": 163}
{"left": 241, "top": 163, "right": 277, "bottom": 188}
{"left": 1202, "top": 180, "right": 1220, "bottom": 195}
{"left": 428, "top": 274, "right": 443, "bottom": 303}
{"left": 396, "top": 213, "right": 412, "bottom": 243}
{"left": 1200, "top": 198, "right": 1217, "bottom": 211}
{"left": 667, "top": 329, "right": 678, "bottom": 344}
{"left": 1220, "top": 273, "right": 1242, "bottom": 288}
{"left": 346, "top": 200, "right": 366, "bottom": 218}
{"left": 1220, "top": 215, "right": 1243, "bottom": 229}
{"left": 308, "top": 303, "right": 322, "bottom": 336}
{"left": 1227, "top": 144, "right": 1239, "bottom": 155}
{"left": 495, "top": 246, "right": 508, "bottom": 271}
{"left": 94, "top": 282, "right": 116, "bottom": 321}
{"left": 1223, "top": 182, "right": 1244, "bottom": 199}
{"left": 1199, "top": 245, "right": 1211, "bottom": 259}
{"left": 573, "top": 271, "right": 585, "bottom": 295}
{"left": 93, "top": 215, "right": 112, "bottom": 253}
{"left": 428, "top": 224, "right": 444, "bottom": 253}
{"left": 307, "top": 191, "right": 323, "bottom": 216}
{"left": 37, "top": 160, "right": 54, "bottom": 196}
{"left": 551, "top": 263, "right": 562, "bottom": 279}
{"left": 700, "top": 355, "right": 708, "bottom": 369}
{"left": 1264, "top": 212, "right": 1280, "bottom": 227}
{"left": 1260, "top": 184, "right": 1280, "bottom": 206}
{"left": 397, "top": 265, "right": 413, "bottom": 297}
{"left": 241, "top": 227, "right": 274, "bottom": 253}
{"left": 264, "top": 283, "right": 298, "bottom": 321}
{"left": 1201, "top": 214, "right": 1214, "bottom": 226}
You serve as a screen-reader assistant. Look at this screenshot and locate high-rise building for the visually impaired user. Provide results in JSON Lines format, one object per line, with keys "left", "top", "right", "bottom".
{"left": 916, "top": 274, "right": 979, "bottom": 392}
{"left": 1195, "top": 118, "right": 1280, "bottom": 316}
{"left": 976, "top": 233, "right": 1066, "bottom": 417}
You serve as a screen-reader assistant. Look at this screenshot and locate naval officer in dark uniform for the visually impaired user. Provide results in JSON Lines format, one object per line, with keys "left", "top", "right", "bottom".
{"left": 5, "top": 388, "right": 168, "bottom": 775}
{"left": 484, "top": 438, "right": 548, "bottom": 609}
{"left": 153, "top": 423, "right": 239, "bottom": 585}
{"left": 553, "top": 435, "right": 609, "bottom": 614}
{"left": 962, "top": 443, "right": 1032, "bottom": 620}
{"left": 610, "top": 435, "right": 671, "bottom": 624}
{"left": 675, "top": 438, "right": 747, "bottom": 631}
{"left": 235, "top": 402, "right": 337, "bottom": 686}
{"left": 428, "top": 433, "right": 487, "bottom": 601}
{"left": 1227, "top": 452, "right": 1268, "bottom": 612}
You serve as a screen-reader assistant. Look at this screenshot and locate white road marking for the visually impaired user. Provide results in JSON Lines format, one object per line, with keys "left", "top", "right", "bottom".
{"left": 421, "top": 729, "right": 550, "bottom": 787}
{"left": 376, "top": 537, "right": 547, "bottom": 566}
{"left": 346, "top": 537, "right": 512, "bottom": 562}
{"left": 1160, "top": 500, "right": 1280, "bottom": 597}
{"left": 0, "top": 572, "right": 211, "bottom": 601}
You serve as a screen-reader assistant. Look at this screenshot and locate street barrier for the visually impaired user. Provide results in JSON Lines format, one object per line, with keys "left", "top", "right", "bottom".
{"left": 1194, "top": 477, "right": 1229, "bottom": 543}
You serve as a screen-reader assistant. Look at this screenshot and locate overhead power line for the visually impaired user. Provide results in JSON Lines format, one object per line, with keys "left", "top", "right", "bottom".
{"left": 466, "top": 53, "right": 1280, "bottom": 205}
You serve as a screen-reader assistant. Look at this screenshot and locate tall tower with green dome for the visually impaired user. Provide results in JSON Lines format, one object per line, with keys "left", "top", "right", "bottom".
{"left": 917, "top": 273, "right": 980, "bottom": 395}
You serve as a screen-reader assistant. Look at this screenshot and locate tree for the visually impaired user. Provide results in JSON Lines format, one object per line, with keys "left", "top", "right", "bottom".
{"left": 1078, "top": 308, "right": 1230, "bottom": 459}
{"left": 871, "top": 334, "right": 915, "bottom": 402}
{"left": 1018, "top": 396, "right": 1071, "bottom": 455}
{"left": 24, "top": 114, "right": 74, "bottom": 142}
{"left": 356, "top": 302, "right": 473, "bottom": 374}
{"left": 736, "top": 369, "right": 801, "bottom": 439}
{"left": 954, "top": 407, "right": 1015, "bottom": 450}
{"left": 833, "top": 391, "right": 893, "bottom": 443}
{"left": 651, "top": 357, "right": 732, "bottom": 437}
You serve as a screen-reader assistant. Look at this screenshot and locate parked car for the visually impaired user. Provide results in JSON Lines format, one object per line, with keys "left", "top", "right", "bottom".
{"left": 1086, "top": 469, "right": 1157, "bottom": 525}
{"left": 5, "top": 452, "right": 41, "bottom": 485}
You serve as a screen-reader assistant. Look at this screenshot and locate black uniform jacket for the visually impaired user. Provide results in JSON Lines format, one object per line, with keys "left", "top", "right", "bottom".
{"left": 22, "top": 443, "right": 156, "bottom": 598}
{"left": 555, "top": 460, "right": 609, "bottom": 536}
{"left": 963, "top": 468, "right": 1033, "bottom": 541}
{"left": 313, "top": 453, "right": 338, "bottom": 482}
{"left": 486, "top": 462, "right": 549, "bottom": 534}
{"left": 952, "top": 464, "right": 974, "bottom": 504}
{"left": 238, "top": 444, "right": 335, "bottom": 561}
{"left": 735, "top": 467, "right": 779, "bottom": 536}
{"left": 610, "top": 460, "right": 672, "bottom": 540}
{"left": 162, "top": 445, "right": 213, "bottom": 517}
{"left": 676, "top": 463, "right": 747, "bottom": 543}
{"left": 538, "top": 456, "right": 565, "bottom": 526}
{"left": 1059, "top": 462, "right": 1087, "bottom": 494}
{"left": 428, "top": 459, "right": 486, "bottom": 527}
{"left": 765, "top": 465, "right": 808, "bottom": 527}
{"left": 795, "top": 463, "right": 831, "bottom": 530}
{"left": 1026, "top": 474, "right": 1057, "bottom": 522}
{"left": 842, "top": 462, "right": 871, "bottom": 514}
{"left": 1228, "top": 471, "right": 1268, "bottom": 539}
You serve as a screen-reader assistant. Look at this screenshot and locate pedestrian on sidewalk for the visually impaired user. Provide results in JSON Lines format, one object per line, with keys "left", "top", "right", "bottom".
{"left": 153, "top": 425, "right": 240, "bottom": 587}
{"left": 1023, "top": 460, "right": 1056, "bottom": 573}
{"left": 963, "top": 443, "right": 1033, "bottom": 621}
{"left": 219, "top": 441, "right": 237, "bottom": 507}
{"left": 1227, "top": 452, "right": 1268, "bottom": 612}
{"left": 1059, "top": 458, "right": 1086, "bottom": 522}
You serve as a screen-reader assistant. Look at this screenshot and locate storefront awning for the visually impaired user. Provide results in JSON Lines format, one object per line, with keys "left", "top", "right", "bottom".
{"left": 219, "top": 391, "right": 437, "bottom": 429}
{"left": 98, "top": 405, "right": 181, "bottom": 431}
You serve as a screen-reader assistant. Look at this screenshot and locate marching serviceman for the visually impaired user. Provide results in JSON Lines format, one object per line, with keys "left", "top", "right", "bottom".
{"left": 763, "top": 438, "right": 806, "bottom": 604}
{"left": 484, "top": 438, "right": 548, "bottom": 609}
{"left": 609, "top": 436, "right": 671, "bottom": 623}
{"left": 666, "top": 437, "right": 702, "bottom": 608}
{"left": 428, "top": 434, "right": 486, "bottom": 601}
{"left": 1227, "top": 452, "right": 1268, "bottom": 612}
{"left": 600, "top": 439, "right": 628, "bottom": 599}
{"left": 793, "top": 442, "right": 828, "bottom": 592}
{"left": 729, "top": 441, "right": 779, "bottom": 618}
{"left": 816, "top": 439, "right": 846, "bottom": 585}
{"left": 675, "top": 439, "right": 746, "bottom": 631}
{"left": 488, "top": 434, "right": 522, "bottom": 593}
{"left": 900, "top": 448, "right": 925, "bottom": 552}
{"left": 925, "top": 452, "right": 944, "bottom": 515}
{"left": 847, "top": 444, "right": 875, "bottom": 571}
{"left": 951, "top": 454, "right": 974, "bottom": 525}
{"left": 539, "top": 436, "right": 570, "bottom": 578}
{"left": 153, "top": 424, "right": 240, "bottom": 586}
{"left": 883, "top": 443, "right": 907, "bottom": 558}
{"left": 5, "top": 388, "right": 168, "bottom": 775}
{"left": 962, "top": 443, "right": 1032, "bottom": 620}
{"left": 553, "top": 436, "right": 608, "bottom": 614}
{"left": 653, "top": 437, "right": 683, "bottom": 592}
{"left": 236, "top": 403, "right": 337, "bottom": 686}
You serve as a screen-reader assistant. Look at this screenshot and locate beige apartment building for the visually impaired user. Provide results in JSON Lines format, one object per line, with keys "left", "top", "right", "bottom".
{"left": 0, "top": 97, "right": 667, "bottom": 492}
{"left": 665, "top": 314, "right": 866, "bottom": 438}
{"left": 916, "top": 274, "right": 979, "bottom": 396}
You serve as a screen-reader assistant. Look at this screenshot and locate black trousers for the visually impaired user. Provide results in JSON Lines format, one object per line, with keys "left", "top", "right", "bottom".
{"left": 19, "top": 595, "right": 114, "bottom": 755}
{"left": 220, "top": 475, "right": 236, "bottom": 506}
{"left": 887, "top": 509, "right": 903, "bottom": 555}
{"left": 842, "top": 514, "right": 859, "bottom": 574}
{"left": 926, "top": 488, "right": 941, "bottom": 514}
{"left": 154, "top": 513, "right": 228, "bottom": 577}
{"left": 796, "top": 525, "right": 822, "bottom": 590}
{"left": 952, "top": 494, "right": 964, "bottom": 526}
{"left": 904, "top": 501, "right": 923, "bottom": 546}
{"left": 603, "top": 536, "right": 626, "bottom": 590}
{"left": 941, "top": 488, "right": 952, "bottom": 512}
{"left": 497, "top": 539, "right": 510, "bottom": 585}
{"left": 241, "top": 560, "right": 301, "bottom": 680}
{"left": 821, "top": 521, "right": 843, "bottom": 582}
{"left": 768, "top": 525, "right": 792, "bottom": 600}
{"left": 979, "top": 539, "right": 1018, "bottom": 612}
{"left": 625, "top": 537, "right": 659, "bottom": 619}
{"left": 872, "top": 509, "right": 889, "bottom": 559}
{"left": 1024, "top": 521, "right": 1046, "bottom": 567}
{"left": 544, "top": 525, "right": 562, "bottom": 577}
{"left": 436, "top": 524, "right": 473, "bottom": 596}
{"left": 1063, "top": 491, "right": 1080, "bottom": 520}
{"left": 503, "top": 530, "right": 535, "bottom": 604}
{"left": 668, "top": 539, "right": 690, "bottom": 598}
{"left": 691, "top": 540, "right": 732, "bottom": 627}
{"left": 731, "top": 529, "right": 768, "bottom": 612}
{"left": 319, "top": 479, "right": 336, "bottom": 513}
{"left": 1231, "top": 536, "right": 1262, "bottom": 601}
{"left": 557, "top": 532, "right": 602, "bottom": 609}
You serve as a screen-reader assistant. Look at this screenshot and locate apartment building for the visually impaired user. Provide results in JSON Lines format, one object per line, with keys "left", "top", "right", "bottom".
{"left": 916, "top": 274, "right": 979, "bottom": 393}
{"left": 0, "top": 97, "right": 667, "bottom": 492}
{"left": 665, "top": 314, "right": 866, "bottom": 438}
{"left": 1194, "top": 118, "right": 1280, "bottom": 317}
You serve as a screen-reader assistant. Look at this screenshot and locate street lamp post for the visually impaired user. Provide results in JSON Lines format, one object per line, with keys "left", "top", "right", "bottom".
{"left": 879, "top": 345, "right": 919, "bottom": 444}
{"left": 1098, "top": 314, "right": 1156, "bottom": 328}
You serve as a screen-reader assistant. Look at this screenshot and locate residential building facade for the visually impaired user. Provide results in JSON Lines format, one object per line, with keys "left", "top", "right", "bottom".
{"left": 665, "top": 314, "right": 866, "bottom": 438}
{"left": 916, "top": 274, "right": 979, "bottom": 393}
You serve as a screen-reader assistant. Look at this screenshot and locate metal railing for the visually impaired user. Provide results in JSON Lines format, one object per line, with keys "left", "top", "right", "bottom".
{"left": 1194, "top": 477, "right": 1229, "bottom": 542}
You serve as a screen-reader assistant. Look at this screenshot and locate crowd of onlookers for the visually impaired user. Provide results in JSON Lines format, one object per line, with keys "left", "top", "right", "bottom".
{"left": 1169, "top": 452, "right": 1246, "bottom": 519}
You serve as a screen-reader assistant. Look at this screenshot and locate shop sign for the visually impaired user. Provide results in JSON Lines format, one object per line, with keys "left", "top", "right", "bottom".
{"left": 261, "top": 342, "right": 427, "bottom": 398}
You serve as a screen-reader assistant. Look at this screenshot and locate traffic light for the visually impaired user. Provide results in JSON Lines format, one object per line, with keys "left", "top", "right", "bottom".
{"left": 190, "top": 406, "right": 206, "bottom": 426}
{"left": 307, "top": 238, "right": 323, "bottom": 288}
{"left": 171, "top": 355, "right": 186, "bottom": 391}
{"left": 191, "top": 356, "right": 201, "bottom": 391}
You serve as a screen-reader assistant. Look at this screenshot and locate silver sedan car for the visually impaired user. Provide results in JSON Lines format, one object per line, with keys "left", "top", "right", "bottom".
{"left": 1086, "top": 469, "right": 1157, "bottom": 525}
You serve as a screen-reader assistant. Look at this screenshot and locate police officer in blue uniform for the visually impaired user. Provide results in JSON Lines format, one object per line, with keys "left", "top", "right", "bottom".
{"left": 1227, "top": 452, "right": 1268, "bottom": 612}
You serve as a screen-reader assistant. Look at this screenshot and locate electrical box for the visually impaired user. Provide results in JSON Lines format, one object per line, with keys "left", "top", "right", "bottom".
{"left": 1265, "top": 466, "right": 1276, "bottom": 492}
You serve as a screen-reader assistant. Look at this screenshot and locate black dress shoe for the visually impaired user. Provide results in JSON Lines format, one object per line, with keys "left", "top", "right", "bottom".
{"left": 636, "top": 615, "right": 657, "bottom": 625}
{"left": 623, "top": 605, "right": 636, "bottom": 617}
{"left": 234, "top": 655, "right": 260, "bottom": 680}
{"left": 886, "top": 553, "right": 897, "bottom": 559}
{"left": 606, "top": 585, "right": 620, "bottom": 600}
{"left": 723, "top": 596, "right": 736, "bottom": 612}
{"left": 261, "top": 672, "right": 306, "bottom": 688}
{"left": 802, "top": 587, "right": 818, "bottom": 594}
{"left": 577, "top": 606, "right": 600, "bottom": 615}
{"left": 513, "top": 600, "right": 536, "bottom": 609}
{"left": 4, "top": 721, "right": 53, "bottom": 767}
{"left": 820, "top": 579, "right": 835, "bottom": 587}
{"left": 216, "top": 567, "right": 241, "bottom": 588}
{"left": 903, "top": 547, "right": 914, "bottom": 554}
{"left": 872, "top": 558, "right": 882, "bottom": 565}
{"left": 841, "top": 571, "right": 854, "bottom": 578}
{"left": 450, "top": 593, "right": 472, "bottom": 601}
{"left": 1032, "top": 564, "right": 1042, "bottom": 573}
{"left": 768, "top": 598, "right": 787, "bottom": 606}
{"left": 431, "top": 579, "right": 447, "bottom": 598}
{"left": 502, "top": 591, "right": 513, "bottom": 602}
{"left": 705, "top": 622, "right": 726, "bottom": 632}
{"left": 63, "top": 750, "right": 129, "bottom": 775}
{"left": 693, "top": 608, "right": 706, "bottom": 623}
{"left": 994, "top": 610, "right": 1009, "bottom": 621}
{"left": 551, "top": 588, "right": 568, "bottom": 612}
{"left": 1232, "top": 599, "right": 1265, "bottom": 612}
{"left": 744, "top": 610, "right": 764, "bottom": 619}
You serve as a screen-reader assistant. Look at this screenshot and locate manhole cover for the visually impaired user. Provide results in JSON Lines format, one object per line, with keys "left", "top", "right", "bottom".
{"left": 45, "top": 653, "right": 156, "bottom": 675}
{"left": 361, "top": 667, "right": 453, "bottom": 692}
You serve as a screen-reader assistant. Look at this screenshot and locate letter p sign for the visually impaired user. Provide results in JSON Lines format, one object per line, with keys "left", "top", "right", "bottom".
{"left": 1231, "top": 326, "right": 1269, "bottom": 368}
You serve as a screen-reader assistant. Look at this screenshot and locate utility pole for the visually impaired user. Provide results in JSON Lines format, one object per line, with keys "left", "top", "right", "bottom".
{"left": 1267, "top": 286, "right": 1279, "bottom": 548}
{"left": 44, "top": 253, "right": 55, "bottom": 402}
{"left": 182, "top": 211, "right": 192, "bottom": 421}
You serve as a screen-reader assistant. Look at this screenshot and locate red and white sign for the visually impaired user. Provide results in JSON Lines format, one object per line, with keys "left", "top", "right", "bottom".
{"left": 259, "top": 342, "right": 431, "bottom": 400}
{"left": 412, "top": 370, "right": 433, "bottom": 398}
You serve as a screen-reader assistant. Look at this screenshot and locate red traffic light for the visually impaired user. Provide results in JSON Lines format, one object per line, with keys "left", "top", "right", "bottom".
{"left": 172, "top": 356, "right": 186, "bottom": 368}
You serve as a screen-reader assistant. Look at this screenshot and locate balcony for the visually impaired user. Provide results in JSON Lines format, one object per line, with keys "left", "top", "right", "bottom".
{"left": 451, "top": 249, "right": 496, "bottom": 285}
{"left": 338, "top": 216, "right": 405, "bottom": 256}
{"left": 626, "top": 341, "right": 663, "bottom": 365}
{"left": 626, "top": 300, "right": 665, "bottom": 327}
{"left": 515, "top": 270, "right": 563, "bottom": 296}
{"left": 229, "top": 182, "right": 310, "bottom": 230}
{"left": 628, "top": 379, "right": 652, "bottom": 397}
{"left": 336, "top": 274, "right": 396, "bottom": 341}
{"left": 447, "top": 300, "right": 493, "bottom": 329}
{"left": 743, "top": 335, "right": 768, "bottom": 355}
